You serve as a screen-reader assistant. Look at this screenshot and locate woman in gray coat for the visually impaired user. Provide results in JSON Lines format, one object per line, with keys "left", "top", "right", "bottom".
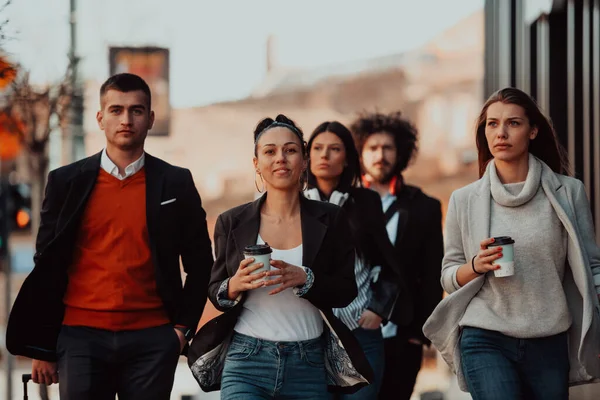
{"left": 424, "top": 88, "right": 600, "bottom": 400}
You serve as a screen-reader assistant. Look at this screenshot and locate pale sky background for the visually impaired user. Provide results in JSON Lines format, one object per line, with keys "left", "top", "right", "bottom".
{"left": 2, "top": 0, "right": 483, "bottom": 107}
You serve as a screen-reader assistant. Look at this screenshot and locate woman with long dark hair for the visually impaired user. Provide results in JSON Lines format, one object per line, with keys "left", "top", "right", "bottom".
{"left": 424, "top": 88, "right": 600, "bottom": 399}
{"left": 304, "top": 121, "right": 409, "bottom": 399}
{"left": 188, "top": 115, "right": 373, "bottom": 399}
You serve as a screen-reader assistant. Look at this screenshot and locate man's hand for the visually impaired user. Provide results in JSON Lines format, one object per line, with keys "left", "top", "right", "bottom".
{"left": 358, "top": 310, "right": 383, "bottom": 330}
{"left": 32, "top": 359, "right": 58, "bottom": 385}
{"left": 174, "top": 329, "right": 187, "bottom": 353}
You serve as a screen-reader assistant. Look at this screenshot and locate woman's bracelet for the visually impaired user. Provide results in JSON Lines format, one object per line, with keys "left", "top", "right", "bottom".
{"left": 471, "top": 255, "right": 484, "bottom": 275}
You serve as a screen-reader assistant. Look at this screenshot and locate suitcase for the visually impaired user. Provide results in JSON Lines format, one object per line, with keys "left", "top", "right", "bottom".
{"left": 21, "top": 374, "right": 32, "bottom": 400}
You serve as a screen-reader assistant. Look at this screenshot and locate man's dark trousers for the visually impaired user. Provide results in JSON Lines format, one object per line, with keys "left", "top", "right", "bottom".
{"left": 379, "top": 335, "right": 423, "bottom": 400}
{"left": 57, "top": 324, "right": 181, "bottom": 400}
{"left": 377, "top": 183, "right": 444, "bottom": 400}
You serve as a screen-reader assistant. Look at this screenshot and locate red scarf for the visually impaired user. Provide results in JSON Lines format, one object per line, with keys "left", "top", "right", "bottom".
{"left": 362, "top": 175, "right": 398, "bottom": 196}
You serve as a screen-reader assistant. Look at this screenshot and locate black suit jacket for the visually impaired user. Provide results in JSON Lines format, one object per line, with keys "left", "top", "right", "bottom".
{"left": 207, "top": 194, "right": 357, "bottom": 311}
{"left": 188, "top": 194, "right": 373, "bottom": 393}
{"left": 337, "top": 188, "right": 413, "bottom": 323}
{"left": 388, "top": 184, "right": 443, "bottom": 345}
{"left": 6, "top": 151, "right": 214, "bottom": 361}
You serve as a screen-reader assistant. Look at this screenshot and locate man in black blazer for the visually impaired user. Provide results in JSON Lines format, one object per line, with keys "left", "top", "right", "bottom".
{"left": 6, "top": 73, "right": 214, "bottom": 399}
{"left": 351, "top": 112, "right": 444, "bottom": 400}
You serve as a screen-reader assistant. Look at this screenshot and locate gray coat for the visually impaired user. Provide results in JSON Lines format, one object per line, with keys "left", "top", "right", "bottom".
{"left": 423, "top": 158, "right": 600, "bottom": 391}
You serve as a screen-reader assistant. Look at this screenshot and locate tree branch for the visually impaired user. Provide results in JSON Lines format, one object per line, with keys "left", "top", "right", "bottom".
{"left": 0, "top": 58, "right": 75, "bottom": 162}
{"left": 0, "top": 1, "right": 14, "bottom": 46}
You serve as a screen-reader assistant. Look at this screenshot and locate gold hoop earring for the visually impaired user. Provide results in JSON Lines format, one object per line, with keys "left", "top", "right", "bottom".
{"left": 255, "top": 172, "right": 265, "bottom": 193}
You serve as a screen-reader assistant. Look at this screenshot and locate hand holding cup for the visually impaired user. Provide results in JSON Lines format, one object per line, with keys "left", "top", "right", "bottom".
{"left": 263, "top": 260, "right": 307, "bottom": 295}
{"left": 473, "top": 237, "right": 505, "bottom": 274}
{"left": 228, "top": 257, "right": 268, "bottom": 300}
{"left": 488, "top": 236, "right": 515, "bottom": 277}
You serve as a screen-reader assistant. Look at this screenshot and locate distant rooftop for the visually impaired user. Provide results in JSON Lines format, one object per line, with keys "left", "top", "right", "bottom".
{"left": 251, "top": 51, "right": 436, "bottom": 98}
{"left": 251, "top": 9, "right": 482, "bottom": 98}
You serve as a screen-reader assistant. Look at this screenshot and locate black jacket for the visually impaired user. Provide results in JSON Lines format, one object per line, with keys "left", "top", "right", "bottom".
{"left": 187, "top": 194, "right": 373, "bottom": 394}
{"left": 387, "top": 183, "right": 443, "bottom": 345}
{"left": 311, "top": 187, "right": 413, "bottom": 323}
{"left": 6, "top": 152, "right": 214, "bottom": 361}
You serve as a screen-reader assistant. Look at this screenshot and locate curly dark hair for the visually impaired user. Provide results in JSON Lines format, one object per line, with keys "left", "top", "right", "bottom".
{"left": 350, "top": 111, "right": 419, "bottom": 176}
{"left": 253, "top": 114, "right": 307, "bottom": 157}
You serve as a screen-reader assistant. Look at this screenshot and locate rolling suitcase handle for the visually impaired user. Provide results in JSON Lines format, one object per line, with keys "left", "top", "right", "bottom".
{"left": 22, "top": 374, "right": 32, "bottom": 400}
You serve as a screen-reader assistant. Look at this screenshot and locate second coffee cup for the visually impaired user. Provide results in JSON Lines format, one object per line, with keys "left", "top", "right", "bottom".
{"left": 243, "top": 244, "right": 272, "bottom": 283}
{"left": 488, "top": 236, "right": 515, "bottom": 277}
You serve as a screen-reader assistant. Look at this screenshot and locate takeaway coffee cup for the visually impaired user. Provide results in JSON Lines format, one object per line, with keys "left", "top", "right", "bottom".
{"left": 488, "top": 236, "right": 515, "bottom": 277}
{"left": 243, "top": 244, "right": 272, "bottom": 283}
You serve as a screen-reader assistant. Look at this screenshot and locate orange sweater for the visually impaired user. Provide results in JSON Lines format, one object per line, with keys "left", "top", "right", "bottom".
{"left": 63, "top": 168, "right": 170, "bottom": 331}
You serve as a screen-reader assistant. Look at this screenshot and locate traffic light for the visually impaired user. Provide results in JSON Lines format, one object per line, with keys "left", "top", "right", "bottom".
{"left": 8, "top": 182, "right": 31, "bottom": 231}
{"left": 0, "top": 180, "right": 8, "bottom": 257}
{"left": 0, "top": 180, "right": 32, "bottom": 259}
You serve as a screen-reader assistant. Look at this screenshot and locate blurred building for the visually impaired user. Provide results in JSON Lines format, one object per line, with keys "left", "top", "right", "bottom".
{"left": 81, "top": 9, "right": 483, "bottom": 222}
{"left": 485, "top": 0, "right": 600, "bottom": 242}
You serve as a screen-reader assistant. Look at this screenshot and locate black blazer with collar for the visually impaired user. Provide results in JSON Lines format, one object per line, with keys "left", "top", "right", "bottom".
{"left": 207, "top": 194, "right": 357, "bottom": 311}
{"left": 388, "top": 183, "right": 443, "bottom": 344}
{"left": 342, "top": 187, "right": 413, "bottom": 323}
{"left": 188, "top": 194, "right": 374, "bottom": 393}
{"left": 6, "top": 151, "right": 214, "bottom": 361}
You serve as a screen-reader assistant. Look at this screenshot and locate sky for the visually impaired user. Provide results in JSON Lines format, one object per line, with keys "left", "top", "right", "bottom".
{"left": 2, "top": 0, "right": 483, "bottom": 107}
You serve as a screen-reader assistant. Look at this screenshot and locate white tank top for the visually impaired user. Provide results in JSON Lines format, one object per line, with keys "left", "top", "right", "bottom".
{"left": 234, "top": 236, "right": 323, "bottom": 341}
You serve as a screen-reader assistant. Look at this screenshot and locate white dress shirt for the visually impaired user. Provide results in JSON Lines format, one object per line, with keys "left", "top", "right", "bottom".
{"left": 100, "top": 148, "right": 145, "bottom": 180}
{"left": 380, "top": 192, "right": 400, "bottom": 339}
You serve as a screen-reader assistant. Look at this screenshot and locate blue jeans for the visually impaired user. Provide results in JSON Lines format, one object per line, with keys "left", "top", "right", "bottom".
{"left": 460, "top": 327, "right": 569, "bottom": 400}
{"left": 221, "top": 332, "right": 328, "bottom": 399}
{"left": 332, "top": 327, "right": 384, "bottom": 400}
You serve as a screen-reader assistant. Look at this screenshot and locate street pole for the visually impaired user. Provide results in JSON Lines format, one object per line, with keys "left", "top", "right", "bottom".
{"left": 0, "top": 160, "right": 13, "bottom": 400}
{"left": 69, "top": 0, "right": 84, "bottom": 163}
